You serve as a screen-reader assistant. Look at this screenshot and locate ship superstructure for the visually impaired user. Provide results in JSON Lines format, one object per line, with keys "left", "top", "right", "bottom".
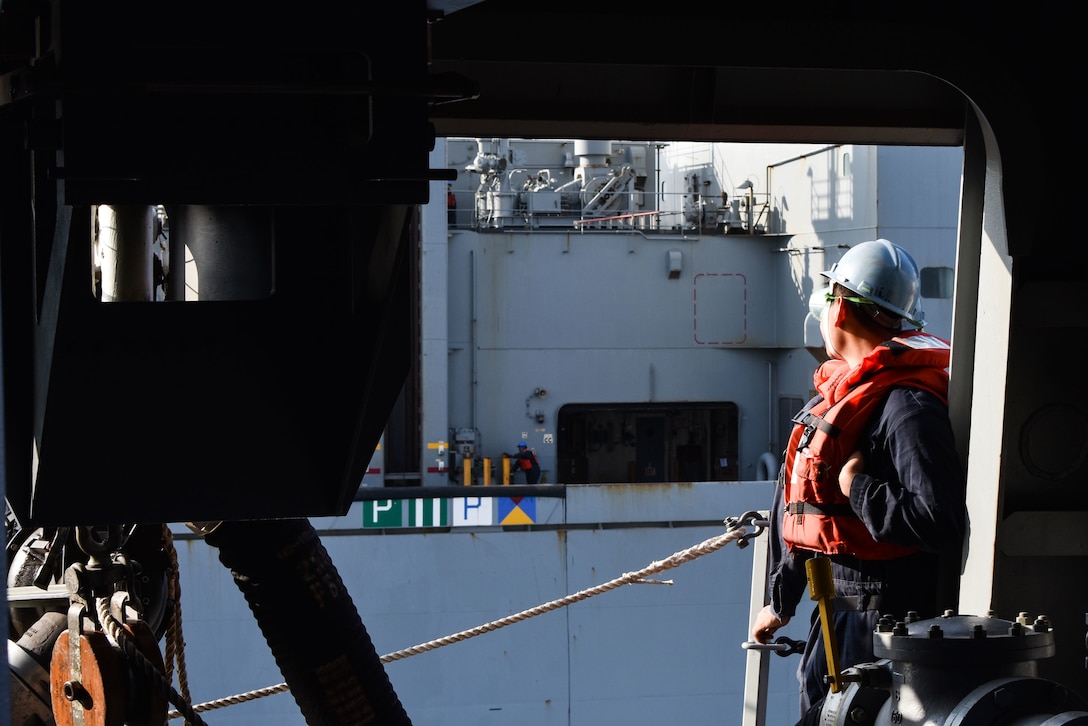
{"left": 377, "top": 138, "right": 961, "bottom": 492}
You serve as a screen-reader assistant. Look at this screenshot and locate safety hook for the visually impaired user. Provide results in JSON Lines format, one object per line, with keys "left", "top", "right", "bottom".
{"left": 740, "top": 635, "right": 805, "bottom": 657}
{"left": 74, "top": 524, "right": 125, "bottom": 559}
{"left": 724, "top": 510, "right": 769, "bottom": 549}
{"left": 774, "top": 635, "right": 805, "bottom": 657}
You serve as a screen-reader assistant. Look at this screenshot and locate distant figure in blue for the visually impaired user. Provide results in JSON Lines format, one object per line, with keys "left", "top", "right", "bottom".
{"left": 508, "top": 442, "right": 541, "bottom": 484}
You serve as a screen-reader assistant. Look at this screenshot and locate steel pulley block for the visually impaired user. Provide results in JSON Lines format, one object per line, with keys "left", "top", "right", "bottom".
{"left": 49, "top": 621, "right": 167, "bottom": 726}
{"left": 117, "top": 620, "right": 169, "bottom": 726}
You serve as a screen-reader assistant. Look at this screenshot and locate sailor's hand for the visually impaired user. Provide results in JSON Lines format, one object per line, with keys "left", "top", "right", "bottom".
{"left": 752, "top": 605, "right": 790, "bottom": 644}
{"left": 839, "top": 450, "right": 865, "bottom": 496}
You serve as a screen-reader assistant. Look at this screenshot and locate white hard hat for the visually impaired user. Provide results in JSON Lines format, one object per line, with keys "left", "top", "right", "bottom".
{"left": 821, "top": 239, "right": 925, "bottom": 329}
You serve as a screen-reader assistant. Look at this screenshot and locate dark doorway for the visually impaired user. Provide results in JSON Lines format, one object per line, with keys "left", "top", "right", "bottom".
{"left": 556, "top": 402, "right": 739, "bottom": 484}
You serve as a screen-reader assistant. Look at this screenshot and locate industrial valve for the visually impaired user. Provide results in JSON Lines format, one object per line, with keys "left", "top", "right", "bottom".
{"left": 818, "top": 611, "right": 1088, "bottom": 725}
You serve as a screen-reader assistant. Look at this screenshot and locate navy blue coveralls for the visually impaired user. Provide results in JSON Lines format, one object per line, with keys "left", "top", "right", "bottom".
{"left": 766, "top": 386, "right": 966, "bottom": 717}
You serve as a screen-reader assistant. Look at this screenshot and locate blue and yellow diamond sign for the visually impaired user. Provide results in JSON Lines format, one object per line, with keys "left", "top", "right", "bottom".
{"left": 498, "top": 496, "right": 535, "bottom": 525}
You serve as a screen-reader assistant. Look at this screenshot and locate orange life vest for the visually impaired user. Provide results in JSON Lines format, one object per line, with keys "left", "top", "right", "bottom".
{"left": 781, "top": 331, "right": 950, "bottom": 558}
{"left": 517, "top": 450, "right": 538, "bottom": 470}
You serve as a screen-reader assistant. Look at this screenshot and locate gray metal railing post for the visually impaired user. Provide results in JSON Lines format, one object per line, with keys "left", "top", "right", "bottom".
{"left": 741, "top": 509, "right": 772, "bottom": 726}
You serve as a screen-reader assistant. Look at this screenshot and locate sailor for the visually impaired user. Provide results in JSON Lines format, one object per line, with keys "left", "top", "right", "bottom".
{"left": 750, "top": 239, "right": 967, "bottom": 723}
{"left": 507, "top": 441, "right": 541, "bottom": 484}
{"left": 447, "top": 182, "right": 457, "bottom": 226}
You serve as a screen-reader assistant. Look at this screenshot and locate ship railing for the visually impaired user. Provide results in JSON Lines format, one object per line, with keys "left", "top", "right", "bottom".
{"left": 573, "top": 210, "right": 662, "bottom": 232}
{"left": 449, "top": 187, "right": 756, "bottom": 233}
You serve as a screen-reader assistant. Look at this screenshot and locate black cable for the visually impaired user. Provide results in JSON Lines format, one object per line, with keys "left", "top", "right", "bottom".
{"left": 205, "top": 519, "right": 412, "bottom": 726}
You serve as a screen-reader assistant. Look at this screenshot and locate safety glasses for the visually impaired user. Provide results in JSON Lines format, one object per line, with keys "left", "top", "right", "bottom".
{"left": 808, "top": 287, "right": 874, "bottom": 320}
{"left": 825, "top": 292, "right": 875, "bottom": 307}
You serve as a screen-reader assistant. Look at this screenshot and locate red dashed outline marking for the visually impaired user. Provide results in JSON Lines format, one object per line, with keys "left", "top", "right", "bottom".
{"left": 693, "top": 273, "right": 747, "bottom": 345}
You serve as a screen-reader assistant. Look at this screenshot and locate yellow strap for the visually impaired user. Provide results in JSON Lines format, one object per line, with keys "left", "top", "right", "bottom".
{"left": 805, "top": 556, "right": 843, "bottom": 693}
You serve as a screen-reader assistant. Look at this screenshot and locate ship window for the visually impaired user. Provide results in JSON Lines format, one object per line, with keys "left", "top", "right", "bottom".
{"left": 556, "top": 402, "right": 739, "bottom": 484}
{"left": 921, "top": 266, "right": 954, "bottom": 299}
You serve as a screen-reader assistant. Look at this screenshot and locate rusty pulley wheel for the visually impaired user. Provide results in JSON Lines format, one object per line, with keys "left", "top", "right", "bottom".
{"left": 50, "top": 622, "right": 167, "bottom": 726}
{"left": 50, "top": 629, "right": 124, "bottom": 726}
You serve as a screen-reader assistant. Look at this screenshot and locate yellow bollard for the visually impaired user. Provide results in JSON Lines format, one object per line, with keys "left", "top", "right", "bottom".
{"left": 805, "top": 556, "right": 843, "bottom": 693}
{"left": 502, "top": 455, "right": 511, "bottom": 485}
{"left": 483, "top": 457, "right": 491, "bottom": 486}
{"left": 462, "top": 456, "right": 472, "bottom": 486}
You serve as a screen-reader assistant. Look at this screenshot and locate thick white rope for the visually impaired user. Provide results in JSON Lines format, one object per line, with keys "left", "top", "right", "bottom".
{"left": 96, "top": 596, "right": 208, "bottom": 726}
{"left": 168, "top": 524, "right": 752, "bottom": 718}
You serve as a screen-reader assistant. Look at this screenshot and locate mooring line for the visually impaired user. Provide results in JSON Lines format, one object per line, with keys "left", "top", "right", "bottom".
{"left": 168, "top": 523, "right": 754, "bottom": 718}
